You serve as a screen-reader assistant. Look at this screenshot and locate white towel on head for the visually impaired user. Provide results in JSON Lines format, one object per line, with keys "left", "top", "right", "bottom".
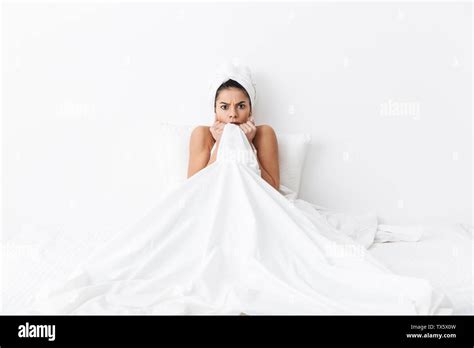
{"left": 208, "top": 60, "right": 257, "bottom": 118}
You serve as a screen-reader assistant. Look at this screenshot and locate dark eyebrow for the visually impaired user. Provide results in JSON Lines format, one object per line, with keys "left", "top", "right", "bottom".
{"left": 219, "top": 101, "right": 247, "bottom": 105}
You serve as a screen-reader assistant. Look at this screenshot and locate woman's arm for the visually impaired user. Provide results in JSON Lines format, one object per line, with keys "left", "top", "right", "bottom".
{"left": 253, "top": 125, "right": 280, "bottom": 190}
{"left": 206, "top": 137, "right": 220, "bottom": 167}
{"left": 187, "top": 126, "right": 214, "bottom": 178}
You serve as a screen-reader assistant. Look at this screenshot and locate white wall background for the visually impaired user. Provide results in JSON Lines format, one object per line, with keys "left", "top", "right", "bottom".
{"left": 2, "top": 2, "right": 472, "bottom": 241}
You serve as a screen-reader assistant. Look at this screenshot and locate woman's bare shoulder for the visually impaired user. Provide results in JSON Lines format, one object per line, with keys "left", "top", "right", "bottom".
{"left": 255, "top": 124, "right": 277, "bottom": 138}
{"left": 191, "top": 125, "right": 210, "bottom": 131}
{"left": 253, "top": 124, "right": 277, "bottom": 150}
{"left": 190, "top": 125, "right": 214, "bottom": 148}
{"left": 190, "top": 125, "right": 212, "bottom": 135}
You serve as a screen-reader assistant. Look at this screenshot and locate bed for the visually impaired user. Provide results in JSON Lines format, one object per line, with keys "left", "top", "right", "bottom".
{"left": 2, "top": 123, "right": 471, "bottom": 314}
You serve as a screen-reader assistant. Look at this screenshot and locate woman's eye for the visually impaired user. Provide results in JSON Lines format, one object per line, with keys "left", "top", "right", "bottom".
{"left": 220, "top": 105, "right": 227, "bottom": 110}
{"left": 239, "top": 104, "right": 245, "bottom": 109}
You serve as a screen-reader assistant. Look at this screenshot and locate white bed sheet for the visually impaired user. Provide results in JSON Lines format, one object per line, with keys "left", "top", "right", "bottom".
{"left": 9, "top": 124, "right": 448, "bottom": 315}
{"left": 1, "top": 225, "right": 107, "bottom": 314}
{"left": 368, "top": 223, "right": 473, "bottom": 314}
{"left": 2, "top": 222, "right": 471, "bottom": 314}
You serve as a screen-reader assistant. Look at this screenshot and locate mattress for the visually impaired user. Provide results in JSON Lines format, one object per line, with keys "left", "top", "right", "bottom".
{"left": 368, "top": 223, "right": 473, "bottom": 314}
{"left": 1, "top": 222, "right": 472, "bottom": 314}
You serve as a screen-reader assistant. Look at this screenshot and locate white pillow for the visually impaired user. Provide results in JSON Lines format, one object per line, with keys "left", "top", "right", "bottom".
{"left": 152, "top": 122, "right": 311, "bottom": 197}
{"left": 277, "top": 132, "right": 311, "bottom": 196}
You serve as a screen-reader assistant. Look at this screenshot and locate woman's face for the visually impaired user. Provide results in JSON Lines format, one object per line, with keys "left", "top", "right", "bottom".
{"left": 214, "top": 87, "right": 251, "bottom": 125}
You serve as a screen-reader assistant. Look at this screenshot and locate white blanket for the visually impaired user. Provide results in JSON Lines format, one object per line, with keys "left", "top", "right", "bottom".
{"left": 30, "top": 123, "right": 451, "bottom": 314}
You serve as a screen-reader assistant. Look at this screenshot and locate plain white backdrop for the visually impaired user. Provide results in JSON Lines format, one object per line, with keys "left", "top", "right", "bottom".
{"left": 2, "top": 2, "right": 472, "bottom": 242}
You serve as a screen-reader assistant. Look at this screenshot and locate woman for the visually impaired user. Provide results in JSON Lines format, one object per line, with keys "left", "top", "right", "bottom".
{"left": 187, "top": 80, "right": 279, "bottom": 191}
{"left": 30, "top": 62, "right": 451, "bottom": 315}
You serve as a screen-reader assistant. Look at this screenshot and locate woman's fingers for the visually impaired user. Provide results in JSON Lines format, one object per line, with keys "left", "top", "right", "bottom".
{"left": 239, "top": 123, "right": 248, "bottom": 133}
{"left": 239, "top": 120, "right": 256, "bottom": 142}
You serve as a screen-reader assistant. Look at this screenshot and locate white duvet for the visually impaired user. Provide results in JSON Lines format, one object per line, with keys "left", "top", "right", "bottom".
{"left": 30, "top": 123, "right": 451, "bottom": 315}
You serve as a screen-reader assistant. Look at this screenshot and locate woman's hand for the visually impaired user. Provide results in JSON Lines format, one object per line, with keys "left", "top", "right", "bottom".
{"left": 239, "top": 117, "right": 257, "bottom": 144}
{"left": 210, "top": 120, "right": 225, "bottom": 143}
